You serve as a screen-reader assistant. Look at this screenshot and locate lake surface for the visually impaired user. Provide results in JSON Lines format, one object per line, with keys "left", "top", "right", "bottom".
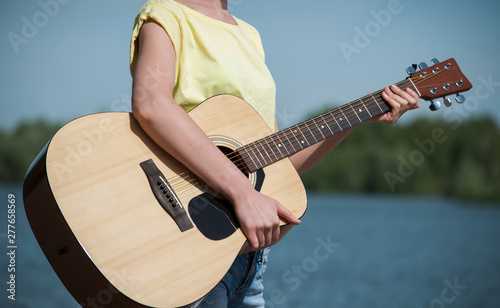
{"left": 1, "top": 184, "right": 499, "bottom": 308}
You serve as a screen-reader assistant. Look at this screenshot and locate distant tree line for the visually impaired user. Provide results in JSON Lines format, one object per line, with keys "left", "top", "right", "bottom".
{"left": 0, "top": 120, "right": 61, "bottom": 182}
{"left": 1, "top": 116, "right": 499, "bottom": 203}
{"left": 300, "top": 115, "right": 500, "bottom": 203}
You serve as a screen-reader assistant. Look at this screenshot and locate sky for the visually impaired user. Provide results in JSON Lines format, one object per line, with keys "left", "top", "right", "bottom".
{"left": 1, "top": 0, "right": 500, "bottom": 132}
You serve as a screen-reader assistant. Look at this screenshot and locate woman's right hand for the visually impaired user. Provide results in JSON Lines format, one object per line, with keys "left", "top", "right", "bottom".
{"left": 229, "top": 185, "right": 301, "bottom": 251}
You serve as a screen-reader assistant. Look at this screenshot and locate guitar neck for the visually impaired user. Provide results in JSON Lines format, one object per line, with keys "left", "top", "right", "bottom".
{"left": 237, "top": 78, "right": 417, "bottom": 173}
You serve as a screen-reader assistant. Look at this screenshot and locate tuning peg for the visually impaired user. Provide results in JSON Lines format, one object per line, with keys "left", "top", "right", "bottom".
{"left": 419, "top": 62, "right": 428, "bottom": 69}
{"left": 455, "top": 94, "right": 465, "bottom": 104}
{"left": 444, "top": 97, "right": 452, "bottom": 107}
{"left": 431, "top": 58, "right": 440, "bottom": 65}
{"left": 429, "top": 99, "right": 441, "bottom": 111}
{"left": 406, "top": 65, "right": 417, "bottom": 75}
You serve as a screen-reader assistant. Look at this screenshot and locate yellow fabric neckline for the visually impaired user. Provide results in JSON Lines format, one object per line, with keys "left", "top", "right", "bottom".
{"left": 169, "top": 0, "right": 241, "bottom": 28}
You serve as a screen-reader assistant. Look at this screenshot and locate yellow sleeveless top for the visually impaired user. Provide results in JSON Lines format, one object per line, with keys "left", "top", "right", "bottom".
{"left": 130, "top": 0, "right": 276, "bottom": 130}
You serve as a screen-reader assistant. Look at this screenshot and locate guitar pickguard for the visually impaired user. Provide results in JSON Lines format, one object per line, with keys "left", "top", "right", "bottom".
{"left": 188, "top": 169, "right": 265, "bottom": 241}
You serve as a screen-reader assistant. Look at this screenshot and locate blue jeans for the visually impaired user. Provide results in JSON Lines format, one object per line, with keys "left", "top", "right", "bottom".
{"left": 190, "top": 247, "right": 270, "bottom": 308}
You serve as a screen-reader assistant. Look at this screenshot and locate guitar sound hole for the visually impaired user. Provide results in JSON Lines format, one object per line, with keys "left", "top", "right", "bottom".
{"left": 195, "top": 146, "right": 249, "bottom": 199}
{"left": 218, "top": 146, "right": 265, "bottom": 192}
{"left": 218, "top": 146, "right": 249, "bottom": 178}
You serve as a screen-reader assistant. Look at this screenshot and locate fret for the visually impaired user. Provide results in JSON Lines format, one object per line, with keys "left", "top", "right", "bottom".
{"left": 261, "top": 137, "right": 276, "bottom": 163}
{"left": 341, "top": 105, "right": 358, "bottom": 127}
{"left": 376, "top": 96, "right": 391, "bottom": 113}
{"left": 296, "top": 123, "right": 312, "bottom": 147}
{"left": 364, "top": 98, "right": 384, "bottom": 117}
{"left": 406, "top": 78, "right": 420, "bottom": 96}
{"left": 354, "top": 101, "right": 372, "bottom": 122}
{"left": 291, "top": 125, "right": 307, "bottom": 150}
{"left": 305, "top": 119, "right": 320, "bottom": 144}
{"left": 313, "top": 115, "right": 332, "bottom": 139}
{"left": 278, "top": 129, "right": 298, "bottom": 154}
{"left": 360, "top": 99, "right": 373, "bottom": 118}
{"left": 329, "top": 111, "right": 344, "bottom": 133}
{"left": 399, "top": 79, "right": 412, "bottom": 89}
{"left": 337, "top": 108, "right": 352, "bottom": 130}
{"left": 320, "top": 113, "right": 336, "bottom": 136}
{"left": 350, "top": 103, "right": 362, "bottom": 123}
{"left": 266, "top": 138, "right": 280, "bottom": 163}
{"left": 283, "top": 127, "right": 298, "bottom": 153}
{"left": 269, "top": 134, "right": 286, "bottom": 161}
{"left": 271, "top": 137, "right": 285, "bottom": 161}
{"left": 294, "top": 123, "right": 309, "bottom": 146}
{"left": 370, "top": 93, "right": 384, "bottom": 113}
{"left": 252, "top": 144, "right": 266, "bottom": 170}
{"left": 275, "top": 130, "right": 293, "bottom": 156}
{"left": 276, "top": 127, "right": 299, "bottom": 156}
{"left": 254, "top": 140, "right": 269, "bottom": 166}
{"left": 241, "top": 146, "right": 258, "bottom": 171}
{"left": 279, "top": 133, "right": 292, "bottom": 156}
{"left": 316, "top": 117, "right": 330, "bottom": 139}
{"left": 303, "top": 119, "right": 317, "bottom": 144}
{"left": 349, "top": 113, "right": 361, "bottom": 127}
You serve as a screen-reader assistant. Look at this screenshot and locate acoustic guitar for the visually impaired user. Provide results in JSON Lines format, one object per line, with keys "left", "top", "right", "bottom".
{"left": 23, "top": 58, "right": 471, "bottom": 307}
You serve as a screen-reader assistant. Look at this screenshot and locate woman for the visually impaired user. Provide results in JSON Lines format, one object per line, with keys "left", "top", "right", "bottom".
{"left": 129, "top": 0, "right": 419, "bottom": 306}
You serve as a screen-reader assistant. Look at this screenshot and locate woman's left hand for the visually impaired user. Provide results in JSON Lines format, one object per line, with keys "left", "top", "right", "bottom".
{"left": 370, "top": 84, "right": 420, "bottom": 124}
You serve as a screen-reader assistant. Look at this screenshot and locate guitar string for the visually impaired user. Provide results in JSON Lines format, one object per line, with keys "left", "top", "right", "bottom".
{"left": 167, "top": 73, "right": 444, "bottom": 192}
{"left": 236, "top": 72, "right": 450, "bottom": 169}
{"left": 223, "top": 82, "right": 402, "bottom": 168}
{"left": 175, "top": 77, "right": 417, "bottom": 175}
{"left": 166, "top": 86, "right": 391, "bottom": 193}
{"left": 234, "top": 79, "right": 411, "bottom": 169}
{"left": 166, "top": 76, "right": 436, "bottom": 192}
{"left": 166, "top": 70, "right": 450, "bottom": 193}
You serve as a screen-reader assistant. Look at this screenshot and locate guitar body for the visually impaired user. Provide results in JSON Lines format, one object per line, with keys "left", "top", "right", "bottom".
{"left": 23, "top": 95, "right": 307, "bottom": 308}
{"left": 23, "top": 58, "right": 473, "bottom": 307}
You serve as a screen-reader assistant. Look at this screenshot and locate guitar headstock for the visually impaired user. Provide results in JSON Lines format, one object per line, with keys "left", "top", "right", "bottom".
{"left": 407, "top": 58, "right": 472, "bottom": 111}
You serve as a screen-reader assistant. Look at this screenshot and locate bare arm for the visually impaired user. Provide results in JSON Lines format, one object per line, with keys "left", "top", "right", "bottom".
{"left": 289, "top": 128, "right": 353, "bottom": 174}
{"left": 132, "top": 21, "right": 299, "bottom": 251}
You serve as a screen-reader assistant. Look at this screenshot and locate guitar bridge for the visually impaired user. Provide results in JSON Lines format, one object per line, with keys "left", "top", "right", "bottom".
{"left": 140, "top": 159, "right": 193, "bottom": 232}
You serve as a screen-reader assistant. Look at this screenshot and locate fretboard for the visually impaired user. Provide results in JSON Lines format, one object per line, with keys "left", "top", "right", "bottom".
{"left": 237, "top": 79, "right": 416, "bottom": 173}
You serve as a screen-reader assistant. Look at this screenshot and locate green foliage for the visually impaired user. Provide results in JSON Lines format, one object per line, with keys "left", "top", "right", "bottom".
{"left": 300, "top": 116, "right": 500, "bottom": 203}
{"left": 1, "top": 116, "right": 499, "bottom": 203}
{"left": 0, "top": 120, "right": 61, "bottom": 182}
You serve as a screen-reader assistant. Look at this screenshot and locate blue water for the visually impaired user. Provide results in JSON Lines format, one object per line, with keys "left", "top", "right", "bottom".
{"left": 0, "top": 184, "right": 499, "bottom": 308}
